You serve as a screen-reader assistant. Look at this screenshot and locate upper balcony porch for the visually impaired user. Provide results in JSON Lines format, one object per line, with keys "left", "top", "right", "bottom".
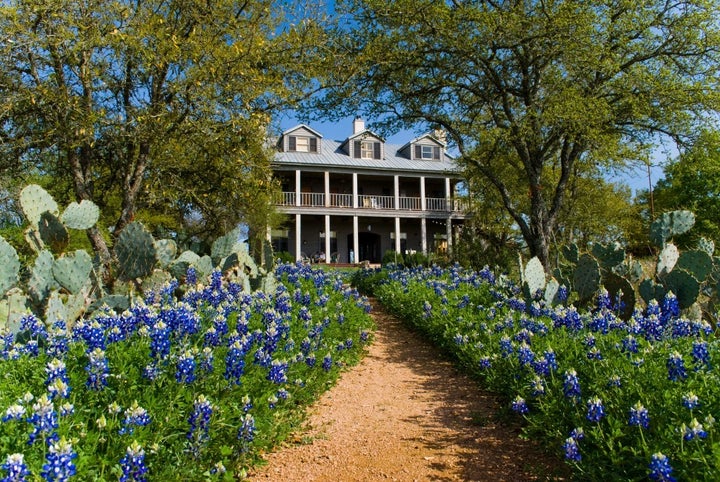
{"left": 275, "top": 192, "right": 467, "bottom": 213}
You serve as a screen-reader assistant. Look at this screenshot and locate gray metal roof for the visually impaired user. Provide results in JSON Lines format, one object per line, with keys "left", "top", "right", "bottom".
{"left": 272, "top": 139, "right": 462, "bottom": 176}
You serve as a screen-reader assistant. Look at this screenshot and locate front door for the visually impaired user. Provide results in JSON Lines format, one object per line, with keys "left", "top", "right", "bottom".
{"left": 348, "top": 232, "right": 381, "bottom": 263}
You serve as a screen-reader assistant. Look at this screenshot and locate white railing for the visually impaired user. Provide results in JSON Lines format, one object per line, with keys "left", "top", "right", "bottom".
{"left": 278, "top": 192, "right": 466, "bottom": 212}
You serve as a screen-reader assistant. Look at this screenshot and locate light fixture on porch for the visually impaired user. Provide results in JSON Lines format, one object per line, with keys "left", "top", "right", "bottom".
{"left": 367, "top": 224, "right": 372, "bottom": 231}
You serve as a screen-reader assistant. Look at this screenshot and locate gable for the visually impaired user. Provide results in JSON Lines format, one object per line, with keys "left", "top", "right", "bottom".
{"left": 281, "top": 125, "right": 322, "bottom": 154}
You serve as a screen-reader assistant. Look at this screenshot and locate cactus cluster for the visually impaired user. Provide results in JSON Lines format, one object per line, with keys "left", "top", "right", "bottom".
{"left": 0, "top": 184, "right": 275, "bottom": 332}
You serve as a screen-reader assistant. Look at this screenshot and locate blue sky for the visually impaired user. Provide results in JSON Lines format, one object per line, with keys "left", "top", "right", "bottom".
{"left": 278, "top": 115, "right": 668, "bottom": 196}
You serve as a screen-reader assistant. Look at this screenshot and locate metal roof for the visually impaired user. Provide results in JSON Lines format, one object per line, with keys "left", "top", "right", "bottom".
{"left": 272, "top": 139, "right": 462, "bottom": 176}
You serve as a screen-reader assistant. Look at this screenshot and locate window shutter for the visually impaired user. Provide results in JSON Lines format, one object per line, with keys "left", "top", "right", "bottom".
{"left": 433, "top": 146, "right": 441, "bottom": 160}
{"left": 374, "top": 142, "right": 381, "bottom": 159}
{"left": 309, "top": 137, "right": 318, "bottom": 152}
{"left": 288, "top": 136, "right": 296, "bottom": 151}
{"left": 353, "top": 140, "right": 361, "bottom": 158}
{"left": 414, "top": 145, "right": 421, "bottom": 159}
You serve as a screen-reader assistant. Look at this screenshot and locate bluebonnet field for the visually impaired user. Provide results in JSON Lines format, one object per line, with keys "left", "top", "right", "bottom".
{"left": 0, "top": 263, "right": 373, "bottom": 481}
{"left": 357, "top": 264, "right": 719, "bottom": 481}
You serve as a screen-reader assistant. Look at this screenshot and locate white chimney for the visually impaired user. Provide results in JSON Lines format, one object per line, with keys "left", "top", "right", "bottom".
{"left": 353, "top": 117, "right": 365, "bottom": 134}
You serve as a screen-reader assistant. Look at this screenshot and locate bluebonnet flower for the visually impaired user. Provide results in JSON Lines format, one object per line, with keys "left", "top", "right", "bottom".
{"left": 557, "top": 285, "right": 568, "bottom": 302}
{"left": 322, "top": 353, "right": 333, "bottom": 372}
{"left": 478, "top": 356, "right": 492, "bottom": 370}
{"left": 238, "top": 414, "right": 255, "bottom": 452}
{"left": 661, "top": 291, "right": 680, "bottom": 324}
{"left": 86, "top": 348, "right": 109, "bottom": 391}
{"left": 543, "top": 349, "right": 558, "bottom": 371}
{"left": 119, "top": 402, "right": 151, "bottom": 435}
{"left": 40, "top": 439, "right": 76, "bottom": 482}
{"left": 641, "top": 314, "right": 664, "bottom": 341}
{"left": 149, "top": 321, "right": 171, "bottom": 360}
{"left": 142, "top": 363, "right": 161, "bottom": 381}
{"left": 58, "top": 403, "right": 73, "bottom": 417}
{"left": 176, "top": 349, "right": 197, "bottom": 384}
{"left": 569, "top": 427, "right": 585, "bottom": 441}
{"left": 19, "top": 314, "right": 48, "bottom": 341}
{"left": 596, "top": 288, "right": 612, "bottom": 311}
{"left": 267, "top": 359, "right": 288, "bottom": 384}
{"left": 203, "top": 327, "right": 221, "bottom": 348}
{"left": 667, "top": 351, "right": 687, "bottom": 381}
{"left": 621, "top": 335, "right": 639, "bottom": 354}
{"left": 27, "top": 394, "right": 58, "bottom": 445}
{"left": 629, "top": 402, "right": 650, "bottom": 429}
{"left": 277, "top": 388, "right": 289, "bottom": 400}
{"left": 682, "top": 392, "right": 699, "bottom": 410}
{"left": 224, "top": 340, "right": 246, "bottom": 385}
{"left": 682, "top": 418, "right": 708, "bottom": 441}
{"left": 648, "top": 452, "right": 677, "bottom": 481}
{"left": 47, "top": 379, "right": 70, "bottom": 400}
{"left": 241, "top": 395, "right": 253, "bottom": 413}
{"left": 305, "top": 354, "right": 316, "bottom": 368}
{"left": 199, "top": 347, "right": 214, "bottom": 373}
{"left": 45, "top": 359, "right": 68, "bottom": 385}
{"left": 187, "top": 395, "right": 213, "bottom": 458}
{"left": 587, "top": 347, "right": 602, "bottom": 360}
{"left": 586, "top": 396, "right": 605, "bottom": 423}
{"left": 563, "top": 437, "right": 581, "bottom": 462}
{"left": 499, "top": 336, "right": 514, "bottom": 358}
{"left": 691, "top": 341, "right": 710, "bottom": 370}
{"left": 607, "top": 375, "right": 622, "bottom": 388}
{"left": 186, "top": 267, "right": 197, "bottom": 285}
{"left": 2, "top": 404, "right": 26, "bottom": 423}
{"left": 530, "top": 376, "right": 545, "bottom": 397}
{"left": 563, "top": 370, "right": 581, "bottom": 400}
{"left": 119, "top": 441, "right": 148, "bottom": 482}
{"left": 1, "top": 453, "right": 30, "bottom": 482}
{"left": 511, "top": 396, "right": 528, "bottom": 415}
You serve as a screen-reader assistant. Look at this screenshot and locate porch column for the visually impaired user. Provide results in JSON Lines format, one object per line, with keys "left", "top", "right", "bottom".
{"left": 295, "top": 214, "right": 302, "bottom": 261}
{"left": 324, "top": 215, "right": 331, "bottom": 262}
{"left": 324, "top": 171, "right": 330, "bottom": 207}
{"left": 446, "top": 218, "right": 453, "bottom": 255}
{"left": 352, "top": 216, "right": 359, "bottom": 264}
{"left": 394, "top": 175, "right": 399, "bottom": 211}
{"left": 352, "top": 173, "right": 358, "bottom": 209}
{"left": 445, "top": 177, "right": 451, "bottom": 211}
{"left": 420, "top": 176, "right": 426, "bottom": 211}
{"left": 421, "top": 218, "right": 427, "bottom": 255}
{"left": 295, "top": 170, "right": 301, "bottom": 207}
{"left": 394, "top": 217, "right": 401, "bottom": 253}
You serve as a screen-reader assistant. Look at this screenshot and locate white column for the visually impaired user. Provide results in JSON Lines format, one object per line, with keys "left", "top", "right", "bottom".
{"left": 446, "top": 218, "right": 453, "bottom": 255}
{"left": 353, "top": 216, "right": 359, "bottom": 264}
{"left": 324, "top": 171, "right": 330, "bottom": 207}
{"left": 324, "top": 215, "right": 331, "bottom": 262}
{"left": 394, "top": 175, "right": 399, "bottom": 210}
{"left": 352, "top": 173, "right": 358, "bottom": 209}
{"left": 295, "top": 170, "right": 301, "bottom": 207}
{"left": 420, "top": 176, "right": 426, "bottom": 211}
{"left": 394, "top": 217, "right": 401, "bottom": 253}
{"left": 295, "top": 214, "right": 302, "bottom": 261}
{"left": 421, "top": 218, "right": 427, "bottom": 255}
{"left": 445, "top": 177, "right": 451, "bottom": 211}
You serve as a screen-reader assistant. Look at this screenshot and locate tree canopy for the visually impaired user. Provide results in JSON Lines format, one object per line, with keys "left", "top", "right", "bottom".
{"left": 0, "top": 0, "right": 330, "bottom": 265}
{"left": 313, "top": 0, "right": 720, "bottom": 269}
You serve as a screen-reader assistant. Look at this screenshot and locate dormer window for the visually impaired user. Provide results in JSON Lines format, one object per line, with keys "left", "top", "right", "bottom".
{"left": 415, "top": 144, "right": 441, "bottom": 160}
{"left": 288, "top": 135, "right": 318, "bottom": 153}
{"left": 353, "top": 139, "right": 382, "bottom": 159}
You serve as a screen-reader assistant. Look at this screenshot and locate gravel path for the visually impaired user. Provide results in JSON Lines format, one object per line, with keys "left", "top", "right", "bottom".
{"left": 246, "top": 299, "right": 566, "bottom": 481}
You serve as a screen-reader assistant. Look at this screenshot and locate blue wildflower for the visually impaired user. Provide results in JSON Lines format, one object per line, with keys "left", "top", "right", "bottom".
{"left": 187, "top": 395, "right": 213, "bottom": 458}
{"left": 1, "top": 453, "right": 30, "bottom": 482}
{"left": 176, "top": 350, "right": 197, "bottom": 384}
{"left": 629, "top": 402, "right": 650, "bottom": 429}
{"left": 682, "top": 418, "right": 708, "bottom": 441}
{"left": 119, "top": 441, "right": 148, "bottom": 482}
{"left": 667, "top": 351, "right": 687, "bottom": 381}
{"left": 563, "top": 437, "right": 581, "bottom": 462}
{"left": 682, "top": 392, "right": 699, "bottom": 410}
{"left": 563, "top": 370, "right": 581, "bottom": 400}
{"left": 86, "top": 348, "right": 109, "bottom": 391}
{"left": 224, "top": 340, "right": 246, "bottom": 385}
{"left": 27, "top": 394, "right": 58, "bottom": 445}
{"left": 648, "top": 452, "right": 677, "bottom": 481}
{"left": 586, "top": 397, "right": 605, "bottom": 423}
{"left": 511, "top": 396, "right": 529, "bottom": 415}
{"left": 238, "top": 414, "right": 255, "bottom": 452}
{"left": 119, "top": 402, "right": 151, "bottom": 435}
{"left": 691, "top": 341, "right": 710, "bottom": 370}
{"left": 40, "top": 439, "right": 76, "bottom": 482}
{"left": 322, "top": 353, "right": 333, "bottom": 372}
{"left": 2, "top": 404, "right": 26, "bottom": 423}
{"left": 267, "top": 359, "right": 288, "bottom": 384}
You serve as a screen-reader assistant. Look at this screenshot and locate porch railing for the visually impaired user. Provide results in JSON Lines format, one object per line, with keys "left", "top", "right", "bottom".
{"left": 277, "top": 192, "right": 466, "bottom": 213}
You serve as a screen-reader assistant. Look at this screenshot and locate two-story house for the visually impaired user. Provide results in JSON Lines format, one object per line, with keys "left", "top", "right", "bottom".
{"left": 271, "top": 118, "right": 467, "bottom": 264}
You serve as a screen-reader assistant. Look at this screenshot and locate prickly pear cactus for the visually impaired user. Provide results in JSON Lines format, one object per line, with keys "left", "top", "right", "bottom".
{"left": 561, "top": 244, "right": 579, "bottom": 264}
{"left": 649, "top": 210, "right": 695, "bottom": 247}
{"left": 676, "top": 250, "right": 713, "bottom": 282}
{"left": 38, "top": 211, "right": 69, "bottom": 253}
{"left": 574, "top": 254, "right": 601, "bottom": 302}
{"left": 0, "top": 237, "right": 20, "bottom": 296}
{"left": 639, "top": 278, "right": 667, "bottom": 305}
{"left": 52, "top": 250, "right": 93, "bottom": 294}
{"left": 28, "top": 250, "right": 56, "bottom": 303}
{"left": 657, "top": 243, "right": 679, "bottom": 277}
{"left": 0, "top": 289, "right": 27, "bottom": 333}
{"left": 697, "top": 237, "right": 715, "bottom": 257}
{"left": 195, "top": 255, "right": 214, "bottom": 280}
{"left": 523, "top": 256, "right": 546, "bottom": 299}
{"left": 19, "top": 184, "right": 59, "bottom": 226}
{"left": 592, "top": 242, "right": 625, "bottom": 270}
{"left": 211, "top": 227, "right": 243, "bottom": 265}
{"left": 115, "top": 222, "right": 157, "bottom": 281}
{"left": 544, "top": 277, "right": 560, "bottom": 306}
{"left": 169, "top": 250, "right": 201, "bottom": 280}
{"left": 664, "top": 270, "right": 700, "bottom": 309}
{"left": 60, "top": 200, "right": 100, "bottom": 230}
{"left": 154, "top": 239, "right": 177, "bottom": 268}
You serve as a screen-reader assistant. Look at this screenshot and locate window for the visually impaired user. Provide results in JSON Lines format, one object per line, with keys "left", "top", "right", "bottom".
{"left": 353, "top": 139, "right": 381, "bottom": 159}
{"left": 414, "top": 144, "right": 441, "bottom": 160}
{"left": 288, "top": 136, "right": 318, "bottom": 153}
{"left": 422, "top": 145, "right": 434, "bottom": 159}
{"left": 361, "top": 141, "right": 374, "bottom": 159}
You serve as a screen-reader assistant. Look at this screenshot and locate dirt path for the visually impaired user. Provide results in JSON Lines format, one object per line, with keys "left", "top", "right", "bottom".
{"left": 246, "top": 299, "right": 566, "bottom": 481}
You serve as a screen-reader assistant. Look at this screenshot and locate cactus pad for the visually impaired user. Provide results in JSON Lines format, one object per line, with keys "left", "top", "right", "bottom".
{"left": 28, "top": 250, "right": 56, "bottom": 303}
{"left": 639, "top": 278, "right": 666, "bottom": 305}
{"left": 603, "top": 273, "right": 635, "bottom": 320}
{"left": 154, "top": 239, "right": 177, "bottom": 268}
{"left": 523, "top": 256, "right": 546, "bottom": 299}
{"left": 697, "top": 237, "right": 715, "bottom": 256}
{"left": 211, "top": 227, "right": 243, "bottom": 265}
{"left": 657, "top": 243, "right": 679, "bottom": 277}
{"left": 38, "top": 211, "right": 69, "bottom": 253}
{"left": 664, "top": 269, "right": 700, "bottom": 309}
{"left": 115, "top": 222, "right": 157, "bottom": 281}
{"left": 561, "top": 244, "right": 579, "bottom": 264}
{"left": 544, "top": 277, "right": 560, "bottom": 306}
{"left": 676, "top": 250, "right": 713, "bottom": 282}
{"left": 52, "top": 250, "right": 93, "bottom": 294}
{"left": 591, "top": 242, "right": 625, "bottom": 270}
{"left": 574, "top": 254, "right": 601, "bottom": 302}
{"left": 169, "top": 250, "right": 201, "bottom": 280}
{"left": 60, "top": 200, "right": 100, "bottom": 230}
{"left": 0, "top": 237, "right": 20, "bottom": 296}
{"left": 19, "top": 184, "right": 59, "bottom": 226}
{"left": 650, "top": 210, "right": 695, "bottom": 247}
